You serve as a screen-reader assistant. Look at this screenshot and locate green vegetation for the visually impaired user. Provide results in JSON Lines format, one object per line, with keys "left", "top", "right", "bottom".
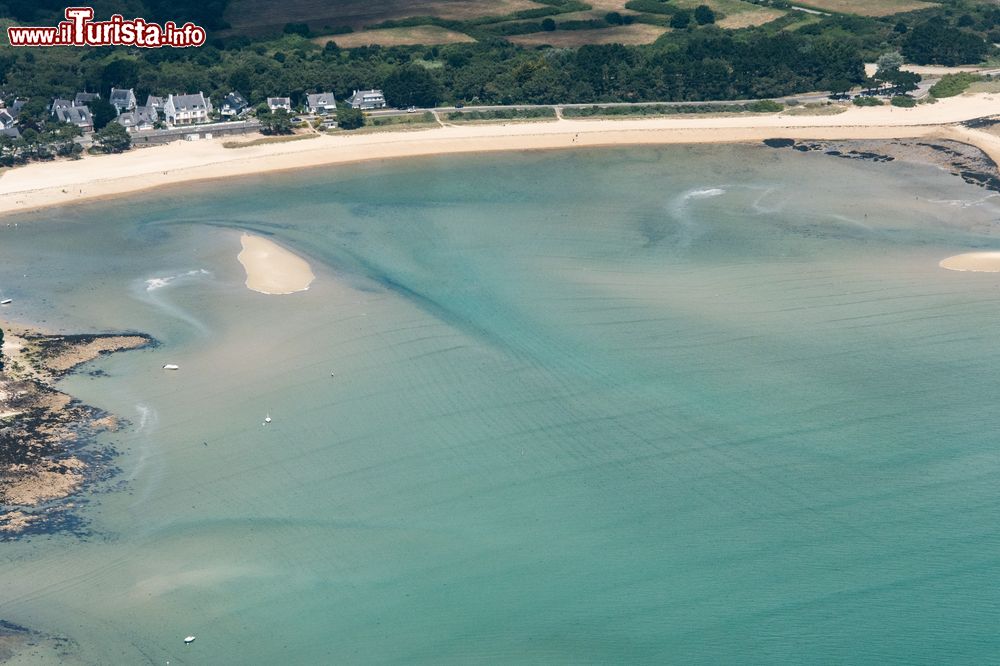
{"left": 93, "top": 122, "right": 131, "bottom": 153}
{"left": 890, "top": 94, "right": 916, "bottom": 106}
{"left": 446, "top": 107, "right": 556, "bottom": 120}
{"left": 336, "top": 106, "right": 365, "bottom": 129}
{"left": 562, "top": 101, "right": 784, "bottom": 117}
{"left": 852, "top": 96, "right": 884, "bottom": 106}
{"left": 255, "top": 106, "right": 294, "bottom": 134}
{"left": 929, "top": 72, "right": 985, "bottom": 97}
{"left": 222, "top": 133, "right": 316, "bottom": 147}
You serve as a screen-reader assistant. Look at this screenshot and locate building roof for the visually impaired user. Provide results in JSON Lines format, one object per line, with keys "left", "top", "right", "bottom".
{"left": 267, "top": 97, "right": 291, "bottom": 105}
{"left": 50, "top": 98, "right": 74, "bottom": 112}
{"left": 0, "top": 109, "right": 14, "bottom": 127}
{"left": 0, "top": 127, "right": 20, "bottom": 139}
{"left": 116, "top": 105, "right": 157, "bottom": 128}
{"left": 222, "top": 91, "right": 248, "bottom": 109}
{"left": 146, "top": 95, "right": 165, "bottom": 108}
{"left": 10, "top": 99, "right": 26, "bottom": 118}
{"left": 74, "top": 92, "right": 100, "bottom": 105}
{"left": 109, "top": 88, "right": 134, "bottom": 106}
{"left": 306, "top": 92, "right": 336, "bottom": 108}
{"left": 55, "top": 105, "right": 93, "bottom": 126}
{"left": 170, "top": 93, "right": 208, "bottom": 111}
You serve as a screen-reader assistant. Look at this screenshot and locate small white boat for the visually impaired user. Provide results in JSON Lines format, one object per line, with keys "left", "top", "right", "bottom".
{"left": 264, "top": 411, "right": 272, "bottom": 424}
{"left": 0, "top": 299, "right": 11, "bottom": 305}
{"left": 184, "top": 636, "right": 196, "bottom": 644}
{"left": 162, "top": 364, "right": 180, "bottom": 370}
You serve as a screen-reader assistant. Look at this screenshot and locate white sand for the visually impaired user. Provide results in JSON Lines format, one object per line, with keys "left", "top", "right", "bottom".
{"left": 237, "top": 233, "right": 315, "bottom": 295}
{"left": 939, "top": 251, "right": 1000, "bottom": 272}
{"left": 0, "top": 93, "right": 998, "bottom": 216}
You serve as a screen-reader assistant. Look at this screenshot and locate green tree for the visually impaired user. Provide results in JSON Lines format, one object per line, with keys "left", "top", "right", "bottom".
{"left": 541, "top": 18, "right": 556, "bottom": 31}
{"left": 260, "top": 108, "right": 292, "bottom": 134}
{"left": 694, "top": 5, "right": 716, "bottom": 25}
{"left": 336, "top": 106, "right": 364, "bottom": 130}
{"left": 670, "top": 10, "right": 691, "bottom": 29}
{"left": 605, "top": 12, "right": 624, "bottom": 25}
{"left": 86, "top": 98, "right": 117, "bottom": 130}
{"left": 382, "top": 65, "right": 443, "bottom": 108}
{"left": 94, "top": 121, "right": 131, "bottom": 153}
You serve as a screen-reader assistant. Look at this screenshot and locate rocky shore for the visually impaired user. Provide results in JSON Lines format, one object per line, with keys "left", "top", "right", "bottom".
{"left": 763, "top": 135, "right": 1000, "bottom": 193}
{"left": 0, "top": 323, "right": 154, "bottom": 539}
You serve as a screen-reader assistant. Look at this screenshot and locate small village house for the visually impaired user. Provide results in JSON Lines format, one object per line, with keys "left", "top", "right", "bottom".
{"left": 54, "top": 105, "right": 94, "bottom": 132}
{"left": 110, "top": 88, "right": 137, "bottom": 114}
{"left": 74, "top": 91, "right": 100, "bottom": 106}
{"left": 305, "top": 92, "right": 337, "bottom": 114}
{"left": 0, "top": 109, "right": 15, "bottom": 130}
{"left": 220, "top": 91, "right": 249, "bottom": 118}
{"left": 164, "top": 92, "right": 212, "bottom": 126}
{"left": 348, "top": 89, "right": 386, "bottom": 110}
{"left": 145, "top": 95, "right": 166, "bottom": 113}
{"left": 267, "top": 97, "right": 292, "bottom": 112}
{"left": 114, "top": 105, "right": 157, "bottom": 132}
{"left": 50, "top": 98, "right": 74, "bottom": 114}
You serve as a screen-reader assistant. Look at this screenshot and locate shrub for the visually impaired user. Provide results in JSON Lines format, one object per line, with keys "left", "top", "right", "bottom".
{"left": 747, "top": 100, "right": 783, "bottom": 112}
{"left": 929, "top": 72, "right": 983, "bottom": 98}
{"left": 852, "top": 96, "right": 883, "bottom": 106}
{"left": 890, "top": 95, "right": 916, "bottom": 107}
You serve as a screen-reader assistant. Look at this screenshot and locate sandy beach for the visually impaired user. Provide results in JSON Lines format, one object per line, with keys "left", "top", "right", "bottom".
{"left": 939, "top": 251, "right": 1000, "bottom": 272}
{"left": 237, "top": 233, "right": 316, "bottom": 294}
{"left": 0, "top": 93, "right": 998, "bottom": 216}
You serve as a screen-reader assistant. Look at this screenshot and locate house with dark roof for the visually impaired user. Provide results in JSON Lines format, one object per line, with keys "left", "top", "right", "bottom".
{"left": 267, "top": 97, "right": 291, "bottom": 112}
{"left": 74, "top": 91, "right": 100, "bottom": 106}
{"left": 54, "top": 105, "right": 93, "bottom": 131}
{"left": 164, "top": 92, "right": 211, "bottom": 125}
{"left": 114, "top": 105, "right": 157, "bottom": 132}
{"left": 145, "top": 95, "right": 166, "bottom": 113}
{"left": 10, "top": 99, "right": 27, "bottom": 119}
{"left": 220, "top": 91, "right": 249, "bottom": 118}
{"left": 348, "top": 89, "right": 386, "bottom": 110}
{"left": 50, "top": 98, "right": 74, "bottom": 114}
{"left": 110, "top": 88, "right": 137, "bottom": 114}
{"left": 0, "top": 109, "right": 15, "bottom": 129}
{"left": 305, "top": 92, "right": 337, "bottom": 114}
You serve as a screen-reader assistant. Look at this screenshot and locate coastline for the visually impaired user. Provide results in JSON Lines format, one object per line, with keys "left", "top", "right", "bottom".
{"left": 0, "top": 322, "right": 154, "bottom": 538}
{"left": 0, "top": 93, "right": 997, "bottom": 216}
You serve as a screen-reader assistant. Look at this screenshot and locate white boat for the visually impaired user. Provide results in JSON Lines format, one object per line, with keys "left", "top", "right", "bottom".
{"left": 162, "top": 364, "right": 180, "bottom": 370}
{"left": 184, "top": 636, "right": 196, "bottom": 644}
{"left": 0, "top": 299, "right": 11, "bottom": 305}
{"left": 264, "top": 411, "right": 272, "bottom": 424}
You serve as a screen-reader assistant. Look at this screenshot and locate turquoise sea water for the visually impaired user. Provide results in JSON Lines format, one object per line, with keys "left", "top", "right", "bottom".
{"left": 2, "top": 145, "right": 1000, "bottom": 664}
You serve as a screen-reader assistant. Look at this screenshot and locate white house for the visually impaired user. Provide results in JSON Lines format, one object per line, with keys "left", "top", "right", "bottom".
{"left": 305, "top": 92, "right": 337, "bottom": 114}
{"left": 164, "top": 92, "right": 211, "bottom": 125}
{"left": 267, "top": 97, "right": 292, "bottom": 112}
{"left": 109, "top": 88, "right": 137, "bottom": 114}
{"left": 348, "top": 89, "right": 386, "bottom": 110}
{"left": 0, "top": 109, "right": 15, "bottom": 129}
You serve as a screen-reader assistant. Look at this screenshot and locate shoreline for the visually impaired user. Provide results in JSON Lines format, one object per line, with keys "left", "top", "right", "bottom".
{"left": 0, "top": 322, "right": 154, "bottom": 538}
{"left": 0, "top": 94, "right": 998, "bottom": 216}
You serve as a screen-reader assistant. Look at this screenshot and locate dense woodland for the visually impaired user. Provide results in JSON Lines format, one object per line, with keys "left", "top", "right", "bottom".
{"left": 0, "top": 1, "right": 995, "bottom": 110}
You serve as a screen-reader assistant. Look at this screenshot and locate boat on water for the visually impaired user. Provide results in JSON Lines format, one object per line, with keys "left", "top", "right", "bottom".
{"left": 184, "top": 636, "right": 196, "bottom": 645}
{"left": 264, "top": 411, "right": 272, "bottom": 424}
{"left": 0, "top": 299, "right": 11, "bottom": 305}
{"left": 162, "top": 364, "right": 180, "bottom": 370}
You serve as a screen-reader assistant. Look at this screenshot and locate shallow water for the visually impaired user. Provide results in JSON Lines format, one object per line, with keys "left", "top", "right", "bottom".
{"left": 2, "top": 145, "right": 1000, "bottom": 664}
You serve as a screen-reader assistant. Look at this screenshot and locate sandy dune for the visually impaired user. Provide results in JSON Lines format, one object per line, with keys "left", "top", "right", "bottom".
{"left": 237, "top": 233, "right": 315, "bottom": 295}
{"left": 939, "top": 252, "right": 1000, "bottom": 273}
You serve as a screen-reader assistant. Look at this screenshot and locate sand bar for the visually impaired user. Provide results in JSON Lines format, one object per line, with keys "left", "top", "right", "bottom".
{"left": 238, "top": 233, "right": 315, "bottom": 294}
{"left": 939, "top": 251, "right": 1000, "bottom": 272}
{"left": 0, "top": 94, "right": 998, "bottom": 216}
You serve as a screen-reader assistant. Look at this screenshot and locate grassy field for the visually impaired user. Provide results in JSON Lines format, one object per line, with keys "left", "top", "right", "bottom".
{"left": 508, "top": 23, "right": 668, "bottom": 46}
{"left": 670, "top": 0, "right": 786, "bottom": 29}
{"left": 790, "top": 0, "right": 937, "bottom": 17}
{"left": 313, "top": 25, "right": 475, "bottom": 47}
{"left": 222, "top": 134, "right": 319, "bottom": 148}
{"left": 224, "top": 0, "right": 543, "bottom": 35}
